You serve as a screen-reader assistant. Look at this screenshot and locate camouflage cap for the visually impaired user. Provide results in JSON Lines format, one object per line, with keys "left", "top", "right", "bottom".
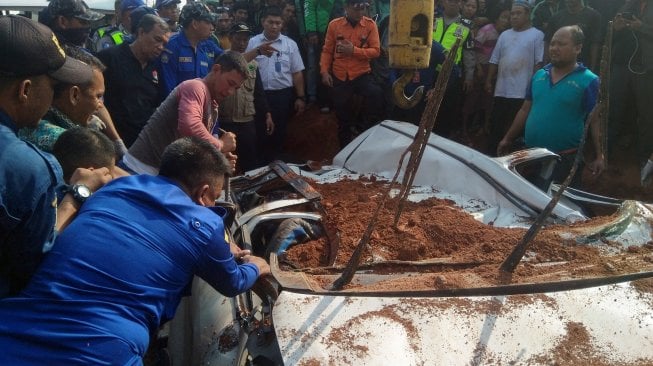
{"left": 179, "top": 2, "right": 216, "bottom": 27}
{"left": 48, "top": 0, "right": 104, "bottom": 22}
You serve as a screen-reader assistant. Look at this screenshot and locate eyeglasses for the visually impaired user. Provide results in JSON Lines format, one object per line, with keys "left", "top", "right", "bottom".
{"left": 351, "top": 2, "right": 370, "bottom": 10}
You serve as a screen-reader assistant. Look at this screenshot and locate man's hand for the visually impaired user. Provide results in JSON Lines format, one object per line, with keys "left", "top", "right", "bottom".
{"left": 265, "top": 113, "right": 275, "bottom": 135}
{"left": 69, "top": 167, "right": 112, "bottom": 192}
{"left": 484, "top": 80, "right": 494, "bottom": 95}
{"left": 294, "top": 98, "right": 306, "bottom": 114}
{"left": 463, "top": 79, "right": 474, "bottom": 93}
{"left": 641, "top": 159, "right": 653, "bottom": 186}
{"left": 243, "top": 255, "right": 271, "bottom": 276}
{"left": 232, "top": 247, "right": 251, "bottom": 259}
{"left": 321, "top": 72, "right": 333, "bottom": 87}
{"left": 337, "top": 39, "right": 354, "bottom": 56}
{"left": 587, "top": 155, "right": 605, "bottom": 177}
{"left": 628, "top": 15, "right": 643, "bottom": 30}
{"left": 258, "top": 41, "right": 278, "bottom": 57}
{"left": 225, "top": 151, "right": 237, "bottom": 172}
{"left": 219, "top": 131, "right": 237, "bottom": 153}
{"left": 496, "top": 139, "right": 512, "bottom": 156}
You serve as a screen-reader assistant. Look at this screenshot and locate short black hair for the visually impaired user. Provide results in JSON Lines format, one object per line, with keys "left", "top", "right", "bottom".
{"left": 132, "top": 11, "right": 169, "bottom": 35}
{"left": 231, "top": 1, "right": 249, "bottom": 13}
{"left": 214, "top": 50, "right": 248, "bottom": 78}
{"left": 53, "top": 128, "right": 116, "bottom": 182}
{"left": 159, "top": 137, "right": 231, "bottom": 191}
{"left": 261, "top": 5, "right": 282, "bottom": 20}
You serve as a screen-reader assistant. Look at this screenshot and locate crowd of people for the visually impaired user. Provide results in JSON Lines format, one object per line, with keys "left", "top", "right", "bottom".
{"left": 0, "top": 0, "right": 651, "bottom": 364}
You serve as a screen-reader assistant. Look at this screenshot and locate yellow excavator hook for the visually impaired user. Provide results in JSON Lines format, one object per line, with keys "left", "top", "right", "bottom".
{"left": 392, "top": 70, "right": 424, "bottom": 110}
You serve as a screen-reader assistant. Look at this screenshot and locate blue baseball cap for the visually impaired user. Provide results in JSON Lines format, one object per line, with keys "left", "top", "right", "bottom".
{"left": 120, "top": 0, "right": 145, "bottom": 13}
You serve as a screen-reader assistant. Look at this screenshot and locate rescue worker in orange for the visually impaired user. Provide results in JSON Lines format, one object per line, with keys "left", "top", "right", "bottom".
{"left": 320, "top": 0, "right": 382, "bottom": 147}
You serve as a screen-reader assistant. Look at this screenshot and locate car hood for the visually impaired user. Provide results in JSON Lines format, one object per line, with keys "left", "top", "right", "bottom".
{"left": 272, "top": 282, "right": 653, "bottom": 365}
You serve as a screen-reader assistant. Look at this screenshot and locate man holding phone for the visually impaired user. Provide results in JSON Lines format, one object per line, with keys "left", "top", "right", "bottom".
{"left": 320, "top": 0, "right": 382, "bottom": 147}
{"left": 610, "top": 0, "right": 653, "bottom": 183}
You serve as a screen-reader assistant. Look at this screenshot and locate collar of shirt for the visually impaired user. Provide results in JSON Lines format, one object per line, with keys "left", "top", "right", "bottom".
{"left": 45, "top": 107, "right": 77, "bottom": 130}
{"left": 0, "top": 109, "right": 18, "bottom": 132}
{"left": 543, "top": 62, "right": 587, "bottom": 74}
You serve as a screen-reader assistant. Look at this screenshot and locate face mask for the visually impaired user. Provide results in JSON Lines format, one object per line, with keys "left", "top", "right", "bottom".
{"left": 56, "top": 27, "right": 91, "bottom": 47}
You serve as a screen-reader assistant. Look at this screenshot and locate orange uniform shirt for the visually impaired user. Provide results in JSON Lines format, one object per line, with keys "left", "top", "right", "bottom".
{"left": 320, "top": 16, "right": 380, "bottom": 81}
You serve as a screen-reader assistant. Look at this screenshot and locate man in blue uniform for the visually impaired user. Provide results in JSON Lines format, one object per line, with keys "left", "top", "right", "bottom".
{"left": 0, "top": 137, "right": 270, "bottom": 365}
{"left": 159, "top": 2, "right": 224, "bottom": 97}
{"left": 0, "top": 16, "right": 111, "bottom": 298}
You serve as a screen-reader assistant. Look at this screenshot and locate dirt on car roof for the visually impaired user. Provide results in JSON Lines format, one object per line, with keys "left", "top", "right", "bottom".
{"left": 281, "top": 177, "right": 653, "bottom": 292}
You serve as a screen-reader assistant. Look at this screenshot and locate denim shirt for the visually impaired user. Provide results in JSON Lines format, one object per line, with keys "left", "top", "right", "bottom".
{"left": 0, "top": 110, "right": 65, "bottom": 297}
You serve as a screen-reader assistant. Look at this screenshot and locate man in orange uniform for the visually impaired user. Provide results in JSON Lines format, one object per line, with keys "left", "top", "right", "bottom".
{"left": 320, "top": 0, "right": 382, "bottom": 147}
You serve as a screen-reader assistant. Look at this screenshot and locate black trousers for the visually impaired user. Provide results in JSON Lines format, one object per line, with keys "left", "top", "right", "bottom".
{"left": 260, "top": 87, "right": 294, "bottom": 164}
{"left": 488, "top": 97, "right": 524, "bottom": 156}
{"left": 221, "top": 120, "right": 259, "bottom": 173}
{"left": 331, "top": 73, "right": 383, "bottom": 147}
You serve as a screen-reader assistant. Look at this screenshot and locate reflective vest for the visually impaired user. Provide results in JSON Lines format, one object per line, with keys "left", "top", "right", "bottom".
{"left": 97, "top": 26, "right": 125, "bottom": 46}
{"left": 432, "top": 17, "right": 469, "bottom": 65}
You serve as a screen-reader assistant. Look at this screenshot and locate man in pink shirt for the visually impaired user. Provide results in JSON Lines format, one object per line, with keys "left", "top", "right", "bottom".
{"left": 123, "top": 51, "right": 245, "bottom": 174}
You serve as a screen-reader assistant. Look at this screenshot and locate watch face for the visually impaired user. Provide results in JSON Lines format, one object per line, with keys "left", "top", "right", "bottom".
{"left": 75, "top": 185, "right": 92, "bottom": 198}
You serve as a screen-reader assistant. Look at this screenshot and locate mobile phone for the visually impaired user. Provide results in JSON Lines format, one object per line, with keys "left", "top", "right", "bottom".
{"left": 622, "top": 12, "right": 634, "bottom": 20}
{"left": 336, "top": 35, "right": 344, "bottom": 53}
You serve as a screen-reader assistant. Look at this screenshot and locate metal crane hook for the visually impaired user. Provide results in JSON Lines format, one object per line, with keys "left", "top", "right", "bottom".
{"left": 392, "top": 69, "right": 424, "bottom": 110}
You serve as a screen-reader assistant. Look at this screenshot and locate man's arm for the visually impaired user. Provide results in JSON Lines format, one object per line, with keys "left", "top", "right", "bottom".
{"left": 92, "top": 105, "right": 128, "bottom": 157}
{"left": 587, "top": 107, "right": 605, "bottom": 175}
{"left": 292, "top": 71, "right": 306, "bottom": 114}
{"left": 197, "top": 228, "right": 270, "bottom": 297}
{"left": 56, "top": 167, "right": 112, "bottom": 232}
{"left": 176, "top": 81, "right": 225, "bottom": 151}
{"left": 497, "top": 100, "right": 532, "bottom": 156}
{"left": 351, "top": 22, "right": 381, "bottom": 60}
{"left": 484, "top": 63, "right": 498, "bottom": 94}
{"left": 158, "top": 48, "right": 179, "bottom": 97}
{"left": 320, "top": 21, "right": 336, "bottom": 86}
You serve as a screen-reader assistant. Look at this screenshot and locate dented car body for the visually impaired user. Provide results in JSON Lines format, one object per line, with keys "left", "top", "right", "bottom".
{"left": 168, "top": 121, "right": 653, "bottom": 365}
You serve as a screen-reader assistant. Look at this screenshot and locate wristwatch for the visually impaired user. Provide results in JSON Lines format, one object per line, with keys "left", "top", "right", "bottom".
{"left": 66, "top": 184, "right": 92, "bottom": 205}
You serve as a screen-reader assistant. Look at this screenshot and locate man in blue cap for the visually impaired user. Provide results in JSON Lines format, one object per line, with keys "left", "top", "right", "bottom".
{"left": 156, "top": 0, "right": 182, "bottom": 32}
{"left": 90, "top": 0, "right": 145, "bottom": 52}
{"left": 0, "top": 15, "right": 112, "bottom": 298}
{"left": 159, "top": 2, "right": 224, "bottom": 97}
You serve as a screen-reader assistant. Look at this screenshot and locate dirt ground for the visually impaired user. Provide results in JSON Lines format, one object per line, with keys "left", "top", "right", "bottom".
{"left": 283, "top": 104, "right": 653, "bottom": 204}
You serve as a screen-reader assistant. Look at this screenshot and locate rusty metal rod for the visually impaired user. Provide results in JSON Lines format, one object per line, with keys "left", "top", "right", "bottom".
{"left": 331, "top": 32, "right": 463, "bottom": 290}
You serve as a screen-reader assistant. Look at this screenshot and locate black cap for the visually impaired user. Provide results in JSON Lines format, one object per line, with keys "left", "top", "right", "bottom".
{"left": 229, "top": 22, "right": 252, "bottom": 35}
{"left": 0, "top": 15, "right": 93, "bottom": 84}
{"left": 155, "top": 0, "right": 181, "bottom": 9}
{"left": 129, "top": 6, "right": 157, "bottom": 34}
{"left": 180, "top": 2, "right": 216, "bottom": 27}
{"left": 48, "top": 0, "right": 104, "bottom": 22}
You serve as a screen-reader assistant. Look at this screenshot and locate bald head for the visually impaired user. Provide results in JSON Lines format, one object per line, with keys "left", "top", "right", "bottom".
{"left": 549, "top": 25, "right": 583, "bottom": 67}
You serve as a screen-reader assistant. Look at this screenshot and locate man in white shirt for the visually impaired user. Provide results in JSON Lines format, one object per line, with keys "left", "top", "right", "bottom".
{"left": 246, "top": 5, "right": 305, "bottom": 164}
{"left": 484, "top": 1, "right": 544, "bottom": 155}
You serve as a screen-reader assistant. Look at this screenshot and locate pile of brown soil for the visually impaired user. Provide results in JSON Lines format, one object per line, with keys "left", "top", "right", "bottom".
{"left": 282, "top": 178, "right": 653, "bottom": 290}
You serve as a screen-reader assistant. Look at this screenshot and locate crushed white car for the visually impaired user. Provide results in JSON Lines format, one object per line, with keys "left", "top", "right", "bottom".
{"left": 168, "top": 120, "right": 653, "bottom": 366}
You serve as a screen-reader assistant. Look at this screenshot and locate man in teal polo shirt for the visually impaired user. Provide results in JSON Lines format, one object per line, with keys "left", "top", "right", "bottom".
{"left": 497, "top": 25, "right": 605, "bottom": 187}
